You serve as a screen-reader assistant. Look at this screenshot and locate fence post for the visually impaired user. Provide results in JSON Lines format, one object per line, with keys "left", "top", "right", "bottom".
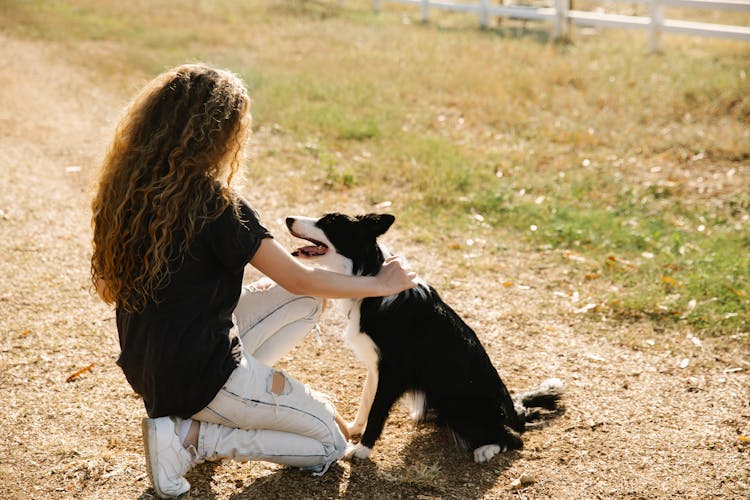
{"left": 420, "top": 0, "right": 430, "bottom": 23}
{"left": 648, "top": 0, "right": 664, "bottom": 52}
{"left": 479, "top": 0, "right": 490, "bottom": 28}
{"left": 553, "top": 0, "right": 569, "bottom": 39}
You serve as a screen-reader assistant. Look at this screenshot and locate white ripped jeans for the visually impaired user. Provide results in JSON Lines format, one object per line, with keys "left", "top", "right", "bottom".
{"left": 191, "top": 281, "right": 346, "bottom": 473}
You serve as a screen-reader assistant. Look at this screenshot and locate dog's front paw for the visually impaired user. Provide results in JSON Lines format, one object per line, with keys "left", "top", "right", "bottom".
{"left": 347, "top": 421, "right": 365, "bottom": 438}
{"left": 344, "top": 442, "right": 372, "bottom": 460}
{"left": 473, "top": 444, "right": 504, "bottom": 463}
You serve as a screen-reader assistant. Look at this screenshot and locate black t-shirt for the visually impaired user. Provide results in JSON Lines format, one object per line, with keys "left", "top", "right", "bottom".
{"left": 115, "top": 196, "right": 272, "bottom": 418}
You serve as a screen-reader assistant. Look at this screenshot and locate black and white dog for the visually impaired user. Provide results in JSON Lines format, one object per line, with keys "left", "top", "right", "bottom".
{"left": 286, "top": 213, "right": 563, "bottom": 463}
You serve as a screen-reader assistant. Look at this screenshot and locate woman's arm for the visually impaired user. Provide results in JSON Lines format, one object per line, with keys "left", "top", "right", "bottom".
{"left": 250, "top": 238, "right": 417, "bottom": 298}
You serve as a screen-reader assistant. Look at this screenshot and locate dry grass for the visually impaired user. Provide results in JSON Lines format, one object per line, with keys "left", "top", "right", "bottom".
{"left": 1, "top": 2, "right": 749, "bottom": 498}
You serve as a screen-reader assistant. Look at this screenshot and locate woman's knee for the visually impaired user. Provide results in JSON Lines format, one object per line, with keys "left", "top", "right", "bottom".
{"left": 261, "top": 288, "right": 322, "bottom": 323}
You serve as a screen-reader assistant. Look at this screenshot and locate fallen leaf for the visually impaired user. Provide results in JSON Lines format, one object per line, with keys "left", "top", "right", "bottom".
{"left": 66, "top": 363, "right": 94, "bottom": 383}
{"left": 661, "top": 275, "right": 682, "bottom": 287}
{"left": 564, "top": 251, "right": 587, "bottom": 263}
{"left": 502, "top": 281, "right": 513, "bottom": 287}
{"left": 584, "top": 273, "right": 600, "bottom": 280}
{"left": 738, "top": 435, "right": 750, "bottom": 444}
{"left": 574, "top": 303, "right": 598, "bottom": 314}
{"left": 606, "top": 255, "right": 637, "bottom": 270}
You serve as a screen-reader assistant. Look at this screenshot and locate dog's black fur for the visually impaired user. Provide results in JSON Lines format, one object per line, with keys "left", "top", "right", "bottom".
{"left": 287, "top": 212, "right": 563, "bottom": 460}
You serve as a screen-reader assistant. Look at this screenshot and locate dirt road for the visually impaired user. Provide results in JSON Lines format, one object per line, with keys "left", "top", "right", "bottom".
{"left": 1, "top": 32, "right": 748, "bottom": 499}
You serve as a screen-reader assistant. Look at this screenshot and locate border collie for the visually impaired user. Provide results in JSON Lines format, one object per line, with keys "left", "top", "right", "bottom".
{"left": 286, "top": 213, "right": 563, "bottom": 463}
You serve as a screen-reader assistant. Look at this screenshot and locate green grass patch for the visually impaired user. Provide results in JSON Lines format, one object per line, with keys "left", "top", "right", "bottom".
{"left": 6, "top": 0, "right": 748, "bottom": 335}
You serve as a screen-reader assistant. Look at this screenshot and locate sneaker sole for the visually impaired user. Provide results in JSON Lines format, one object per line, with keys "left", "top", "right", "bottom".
{"left": 141, "top": 418, "right": 189, "bottom": 499}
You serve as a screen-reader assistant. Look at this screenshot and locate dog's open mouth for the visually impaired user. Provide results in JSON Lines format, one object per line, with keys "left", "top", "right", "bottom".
{"left": 290, "top": 236, "right": 329, "bottom": 257}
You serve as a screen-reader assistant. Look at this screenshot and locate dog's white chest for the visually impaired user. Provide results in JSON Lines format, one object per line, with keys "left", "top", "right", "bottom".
{"left": 341, "top": 300, "right": 380, "bottom": 369}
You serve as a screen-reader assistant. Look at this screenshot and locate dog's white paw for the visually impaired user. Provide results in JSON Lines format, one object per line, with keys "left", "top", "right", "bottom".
{"left": 344, "top": 442, "right": 372, "bottom": 460}
{"left": 473, "top": 444, "right": 503, "bottom": 463}
{"left": 347, "top": 421, "right": 365, "bottom": 437}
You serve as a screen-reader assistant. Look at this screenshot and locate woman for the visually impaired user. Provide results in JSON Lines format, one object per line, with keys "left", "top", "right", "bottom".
{"left": 91, "top": 64, "right": 416, "bottom": 498}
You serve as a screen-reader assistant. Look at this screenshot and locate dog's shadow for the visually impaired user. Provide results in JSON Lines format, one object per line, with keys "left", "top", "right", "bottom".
{"left": 222, "top": 423, "right": 552, "bottom": 499}
{"left": 366, "top": 423, "right": 523, "bottom": 499}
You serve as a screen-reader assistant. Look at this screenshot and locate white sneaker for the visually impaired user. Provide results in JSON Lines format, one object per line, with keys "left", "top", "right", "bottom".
{"left": 141, "top": 417, "right": 195, "bottom": 498}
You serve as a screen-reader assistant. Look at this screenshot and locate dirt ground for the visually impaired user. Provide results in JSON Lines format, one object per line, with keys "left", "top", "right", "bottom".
{"left": 1, "top": 32, "right": 748, "bottom": 500}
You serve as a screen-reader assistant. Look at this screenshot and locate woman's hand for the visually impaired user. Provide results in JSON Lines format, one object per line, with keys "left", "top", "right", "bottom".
{"left": 376, "top": 256, "right": 418, "bottom": 296}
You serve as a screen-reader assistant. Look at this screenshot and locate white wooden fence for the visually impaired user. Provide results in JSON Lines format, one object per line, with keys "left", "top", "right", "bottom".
{"left": 352, "top": 0, "right": 750, "bottom": 51}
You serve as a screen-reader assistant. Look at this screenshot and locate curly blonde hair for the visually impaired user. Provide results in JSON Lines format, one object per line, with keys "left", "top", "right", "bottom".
{"left": 91, "top": 64, "right": 251, "bottom": 312}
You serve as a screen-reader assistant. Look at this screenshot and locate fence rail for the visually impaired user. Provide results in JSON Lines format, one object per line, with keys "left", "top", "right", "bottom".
{"left": 357, "top": 0, "right": 750, "bottom": 50}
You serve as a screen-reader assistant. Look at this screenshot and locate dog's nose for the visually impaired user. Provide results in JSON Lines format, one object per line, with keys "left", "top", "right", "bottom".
{"left": 285, "top": 217, "right": 295, "bottom": 230}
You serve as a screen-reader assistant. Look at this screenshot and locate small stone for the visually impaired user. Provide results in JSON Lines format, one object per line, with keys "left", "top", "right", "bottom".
{"left": 519, "top": 472, "right": 536, "bottom": 485}
{"left": 510, "top": 472, "right": 535, "bottom": 489}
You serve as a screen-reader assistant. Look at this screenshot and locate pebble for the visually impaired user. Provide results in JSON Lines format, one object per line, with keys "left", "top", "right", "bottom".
{"left": 510, "top": 472, "right": 536, "bottom": 489}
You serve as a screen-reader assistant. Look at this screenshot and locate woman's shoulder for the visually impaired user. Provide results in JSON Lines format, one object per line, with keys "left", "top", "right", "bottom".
{"left": 208, "top": 188, "right": 271, "bottom": 238}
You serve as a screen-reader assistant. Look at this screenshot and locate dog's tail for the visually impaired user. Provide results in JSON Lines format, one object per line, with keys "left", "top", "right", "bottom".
{"left": 512, "top": 378, "right": 564, "bottom": 425}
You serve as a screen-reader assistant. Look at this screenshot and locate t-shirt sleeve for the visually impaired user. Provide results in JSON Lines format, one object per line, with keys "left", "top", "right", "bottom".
{"left": 208, "top": 197, "right": 273, "bottom": 270}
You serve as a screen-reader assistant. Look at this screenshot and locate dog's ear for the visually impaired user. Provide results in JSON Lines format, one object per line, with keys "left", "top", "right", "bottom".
{"left": 359, "top": 213, "right": 395, "bottom": 237}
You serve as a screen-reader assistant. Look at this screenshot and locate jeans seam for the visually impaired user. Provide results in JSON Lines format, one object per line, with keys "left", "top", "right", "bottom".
{"left": 221, "top": 388, "right": 339, "bottom": 449}
{"left": 201, "top": 405, "right": 237, "bottom": 428}
{"left": 237, "top": 296, "right": 321, "bottom": 339}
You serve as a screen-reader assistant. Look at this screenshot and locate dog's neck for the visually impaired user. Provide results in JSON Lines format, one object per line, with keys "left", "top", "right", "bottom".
{"left": 349, "top": 242, "right": 389, "bottom": 277}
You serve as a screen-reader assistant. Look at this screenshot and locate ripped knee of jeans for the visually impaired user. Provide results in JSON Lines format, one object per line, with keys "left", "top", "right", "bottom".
{"left": 269, "top": 370, "right": 291, "bottom": 396}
